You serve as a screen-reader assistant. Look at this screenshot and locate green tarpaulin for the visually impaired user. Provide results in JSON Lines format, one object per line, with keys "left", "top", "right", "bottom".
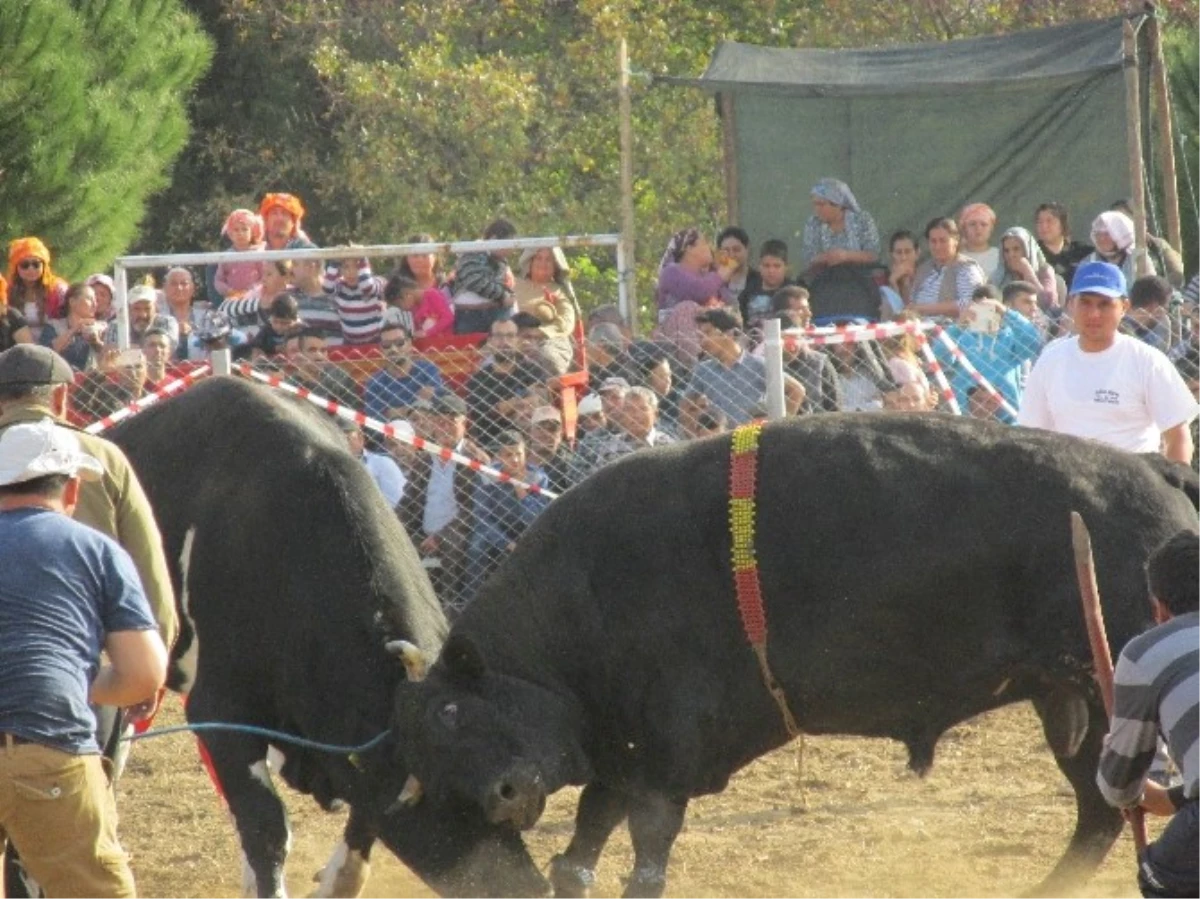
{"left": 668, "top": 15, "right": 1156, "bottom": 263}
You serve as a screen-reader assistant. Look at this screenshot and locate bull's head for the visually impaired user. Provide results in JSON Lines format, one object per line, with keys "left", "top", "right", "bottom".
{"left": 390, "top": 633, "right": 593, "bottom": 834}
{"left": 376, "top": 638, "right": 551, "bottom": 897}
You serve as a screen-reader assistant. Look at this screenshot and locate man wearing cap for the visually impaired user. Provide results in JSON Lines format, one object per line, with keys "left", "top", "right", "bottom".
{"left": 0, "top": 419, "right": 167, "bottom": 897}
{"left": 575, "top": 392, "right": 607, "bottom": 435}
{"left": 108, "top": 284, "right": 178, "bottom": 351}
{"left": 1018, "top": 261, "right": 1197, "bottom": 463}
{"left": 526, "top": 404, "right": 575, "bottom": 493}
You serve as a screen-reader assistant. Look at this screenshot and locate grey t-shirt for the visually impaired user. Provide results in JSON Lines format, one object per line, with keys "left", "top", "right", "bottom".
{"left": 687, "top": 351, "right": 767, "bottom": 425}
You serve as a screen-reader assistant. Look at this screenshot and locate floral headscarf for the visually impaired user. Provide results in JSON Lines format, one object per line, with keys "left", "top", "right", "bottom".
{"left": 658, "top": 228, "right": 703, "bottom": 274}
{"left": 958, "top": 203, "right": 997, "bottom": 229}
{"left": 810, "top": 178, "right": 861, "bottom": 213}
{"left": 222, "top": 208, "right": 265, "bottom": 245}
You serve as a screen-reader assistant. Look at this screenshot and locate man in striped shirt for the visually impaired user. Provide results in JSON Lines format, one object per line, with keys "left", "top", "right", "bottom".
{"left": 1097, "top": 530, "right": 1198, "bottom": 898}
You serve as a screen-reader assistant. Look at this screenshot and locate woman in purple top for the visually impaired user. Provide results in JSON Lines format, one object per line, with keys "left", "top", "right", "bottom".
{"left": 654, "top": 228, "right": 738, "bottom": 323}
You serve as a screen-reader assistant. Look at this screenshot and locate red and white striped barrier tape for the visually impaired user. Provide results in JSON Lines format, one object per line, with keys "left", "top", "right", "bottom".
{"left": 916, "top": 336, "right": 962, "bottom": 415}
{"left": 782, "top": 319, "right": 932, "bottom": 348}
{"left": 83, "top": 366, "right": 213, "bottom": 435}
{"left": 234, "top": 364, "right": 559, "bottom": 500}
{"left": 928, "top": 326, "right": 1019, "bottom": 419}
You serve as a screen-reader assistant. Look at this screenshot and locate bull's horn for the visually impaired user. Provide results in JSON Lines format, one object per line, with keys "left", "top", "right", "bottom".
{"left": 385, "top": 774, "right": 423, "bottom": 814}
{"left": 385, "top": 640, "right": 428, "bottom": 681}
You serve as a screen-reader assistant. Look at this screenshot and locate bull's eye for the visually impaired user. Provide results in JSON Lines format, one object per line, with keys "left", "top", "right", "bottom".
{"left": 438, "top": 702, "right": 459, "bottom": 729}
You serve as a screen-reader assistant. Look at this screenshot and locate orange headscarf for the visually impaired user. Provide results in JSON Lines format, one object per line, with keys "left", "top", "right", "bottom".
{"left": 7, "top": 237, "right": 55, "bottom": 291}
{"left": 0, "top": 274, "right": 8, "bottom": 310}
{"left": 258, "top": 193, "right": 306, "bottom": 227}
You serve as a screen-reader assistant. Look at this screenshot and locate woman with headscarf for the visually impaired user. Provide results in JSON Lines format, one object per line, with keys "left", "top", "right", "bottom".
{"left": 0, "top": 275, "right": 34, "bottom": 352}
{"left": 511, "top": 246, "right": 579, "bottom": 375}
{"left": 799, "top": 178, "right": 881, "bottom": 276}
{"left": 654, "top": 228, "right": 737, "bottom": 322}
{"left": 957, "top": 203, "right": 1001, "bottom": 279}
{"left": 996, "top": 226, "right": 1058, "bottom": 310}
{"left": 1082, "top": 210, "right": 1154, "bottom": 287}
{"left": 7, "top": 237, "right": 69, "bottom": 327}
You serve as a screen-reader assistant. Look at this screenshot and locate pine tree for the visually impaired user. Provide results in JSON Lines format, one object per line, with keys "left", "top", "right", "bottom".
{"left": 0, "top": 0, "right": 211, "bottom": 279}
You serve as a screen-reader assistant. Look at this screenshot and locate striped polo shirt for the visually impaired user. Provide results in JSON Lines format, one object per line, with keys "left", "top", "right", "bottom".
{"left": 323, "top": 265, "right": 385, "bottom": 345}
{"left": 1097, "top": 612, "right": 1198, "bottom": 808}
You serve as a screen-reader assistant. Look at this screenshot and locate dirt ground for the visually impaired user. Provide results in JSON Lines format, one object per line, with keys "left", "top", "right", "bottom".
{"left": 117, "top": 695, "right": 1152, "bottom": 898}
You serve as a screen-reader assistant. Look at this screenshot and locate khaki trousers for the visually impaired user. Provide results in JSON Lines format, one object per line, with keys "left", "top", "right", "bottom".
{"left": 0, "top": 734, "right": 135, "bottom": 898}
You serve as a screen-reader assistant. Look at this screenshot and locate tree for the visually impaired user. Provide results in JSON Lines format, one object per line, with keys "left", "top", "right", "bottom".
{"left": 144, "top": 0, "right": 1196, "bottom": 318}
{"left": 0, "top": 0, "right": 211, "bottom": 280}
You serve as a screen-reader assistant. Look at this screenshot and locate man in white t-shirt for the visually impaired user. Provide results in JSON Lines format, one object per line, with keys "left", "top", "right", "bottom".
{"left": 1018, "top": 261, "right": 1197, "bottom": 462}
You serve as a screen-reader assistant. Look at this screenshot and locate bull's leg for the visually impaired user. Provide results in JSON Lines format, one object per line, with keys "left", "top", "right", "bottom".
{"left": 549, "top": 782, "right": 630, "bottom": 898}
{"left": 1028, "top": 692, "right": 1125, "bottom": 897}
{"left": 311, "top": 804, "right": 376, "bottom": 898}
{"left": 189, "top": 698, "right": 291, "bottom": 897}
{"left": 621, "top": 793, "right": 687, "bottom": 899}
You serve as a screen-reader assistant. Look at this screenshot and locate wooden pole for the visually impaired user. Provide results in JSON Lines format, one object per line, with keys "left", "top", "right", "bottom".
{"left": 618, "top": 37, "right": 638, "bottom": 336}
{"left": 1123, "top": 18, "right": 1151, "bottom": 277}
{"left": 719, "top": 92, "right": 739, "bottom": 225}
{"left": 1147, "top": 11, "right": 1183, "bottom": 253}
{"left": 1070, "top": 512, "right": 1149, "bottom": 855}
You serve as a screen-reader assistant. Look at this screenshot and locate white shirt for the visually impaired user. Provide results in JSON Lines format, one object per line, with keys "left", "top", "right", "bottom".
{"left": 422, "top": 442, "right": 462, "bottom": 536}
{"left": 362, "top": 450, "right": 406, "bottom": 509}
{"left": 1017, "top": 333, "right": 1198, "bottom": 453}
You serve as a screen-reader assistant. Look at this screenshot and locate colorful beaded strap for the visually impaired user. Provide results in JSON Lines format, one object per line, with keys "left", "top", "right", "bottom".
{"left": 729, "top": 421, "right": 801, "bottom": 739}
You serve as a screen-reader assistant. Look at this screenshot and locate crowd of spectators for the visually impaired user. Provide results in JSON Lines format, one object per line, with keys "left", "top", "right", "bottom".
{"left": 1, "top": 182, "right": 1196, "bottom": 615}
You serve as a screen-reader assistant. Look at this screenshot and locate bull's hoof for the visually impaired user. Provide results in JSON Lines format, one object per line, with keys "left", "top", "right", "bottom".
{"left": 620, "top": 866, "right": 666, "bottom": 899}
{"left": 549, "top": 854, "right": 595, "bottom": 898}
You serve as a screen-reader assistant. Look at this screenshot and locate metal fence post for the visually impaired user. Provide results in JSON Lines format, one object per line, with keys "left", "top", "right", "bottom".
{"left": 763, "top": 318, "right": 785, "bottom": 420}
{"left": 211, "top": 347, "right": 232, "bottom": 377}
{"left": 113, "top": 264, "right": 130, "bottom": 351}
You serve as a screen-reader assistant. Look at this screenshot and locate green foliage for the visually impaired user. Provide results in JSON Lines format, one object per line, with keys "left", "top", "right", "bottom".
{"left": 0, "top": 0, "right": 211, "bottom": 280}
{"left": 145, "top": 0, "right": 1196, "bottom": 319}
{"left": 1165, "top": 26, "right": 1199, "bottom": 275}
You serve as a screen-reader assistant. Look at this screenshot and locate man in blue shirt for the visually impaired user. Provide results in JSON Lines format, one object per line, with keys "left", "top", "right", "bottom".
{"left": 0, "top": 419, "right": 167, "bottom": 897}
{"left": 686, "top": 308, "right": 804, "bottom": 425}
{"left": 364, "top": 324, "right": 444, "bottom": 421}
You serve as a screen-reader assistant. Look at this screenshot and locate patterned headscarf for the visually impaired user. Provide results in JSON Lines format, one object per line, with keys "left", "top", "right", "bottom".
{"left": 810, "top": 178, "right": 860, "bottom": 213}
{"left": 258, "top": 193, "right": 306, "bottom": 227}
{"left": 658, "top": 228, "right": 703, "bottom": 274}
{"left": 7, "top": 237, "right": 55, "bottom": 291}
{"left": 958, "top": 203, "right": 997, "bottom": 229}
{"left": 1091, "top": 211, "right": 1135, "bottom": 252}
{"left": 222, "top": 208, "right": 266, "bottom": 246}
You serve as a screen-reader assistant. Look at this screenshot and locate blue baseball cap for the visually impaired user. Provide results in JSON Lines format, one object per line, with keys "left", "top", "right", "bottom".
{"left": 1070, "top": 261, "right": 1126, "bottom": 298}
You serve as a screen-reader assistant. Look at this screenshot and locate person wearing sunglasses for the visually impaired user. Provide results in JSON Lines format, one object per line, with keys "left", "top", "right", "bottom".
{"left": 7, "top": 238, "right": 68, "bottom": 328}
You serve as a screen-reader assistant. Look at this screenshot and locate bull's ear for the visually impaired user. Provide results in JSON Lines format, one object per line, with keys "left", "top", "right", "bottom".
{"left": 385, "top": 640, "right": 428, "bottom": 682}
{"left": 441, "top": 633, "right": 486, "bottom": 684}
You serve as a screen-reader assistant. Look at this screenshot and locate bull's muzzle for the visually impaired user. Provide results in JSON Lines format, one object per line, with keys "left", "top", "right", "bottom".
{"left": 483, "top": 763, "right": 546, "bottom": 831}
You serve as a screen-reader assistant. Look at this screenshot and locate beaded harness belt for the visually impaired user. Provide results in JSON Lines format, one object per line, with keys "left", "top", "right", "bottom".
{"left": 728, "top": 421, "right": 801, "bottom": 739}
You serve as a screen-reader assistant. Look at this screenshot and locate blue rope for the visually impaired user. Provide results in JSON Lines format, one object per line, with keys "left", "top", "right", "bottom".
{"left": 121, "top": 722, "right": 390, "bottom": 755}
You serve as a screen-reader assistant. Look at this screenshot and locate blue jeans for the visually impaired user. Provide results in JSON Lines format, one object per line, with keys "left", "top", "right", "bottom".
{"left": 1138, "top": 800, "right": 1198, "bottom": 898}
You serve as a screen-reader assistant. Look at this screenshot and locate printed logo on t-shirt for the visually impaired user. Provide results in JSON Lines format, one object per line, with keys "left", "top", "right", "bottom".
{"left": 1093, "top": 389, "right": 1120, "bottom": 406}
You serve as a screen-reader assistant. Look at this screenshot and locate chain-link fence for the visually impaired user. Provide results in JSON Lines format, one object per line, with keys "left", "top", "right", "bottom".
{"left": 69, "top": 256, "right": 1198, "bottom": 617}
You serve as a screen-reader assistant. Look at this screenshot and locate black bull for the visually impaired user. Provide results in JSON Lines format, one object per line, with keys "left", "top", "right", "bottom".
{"left": 390, "top": 413, "right": 1199, "bottom": 898}
{"left": 109, "top": 377, "right": 547, "bottom": 897}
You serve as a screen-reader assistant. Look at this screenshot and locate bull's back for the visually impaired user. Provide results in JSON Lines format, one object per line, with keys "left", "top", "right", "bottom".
{"left": 465, "top": 414, "right": 1195, "bottom": 782}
